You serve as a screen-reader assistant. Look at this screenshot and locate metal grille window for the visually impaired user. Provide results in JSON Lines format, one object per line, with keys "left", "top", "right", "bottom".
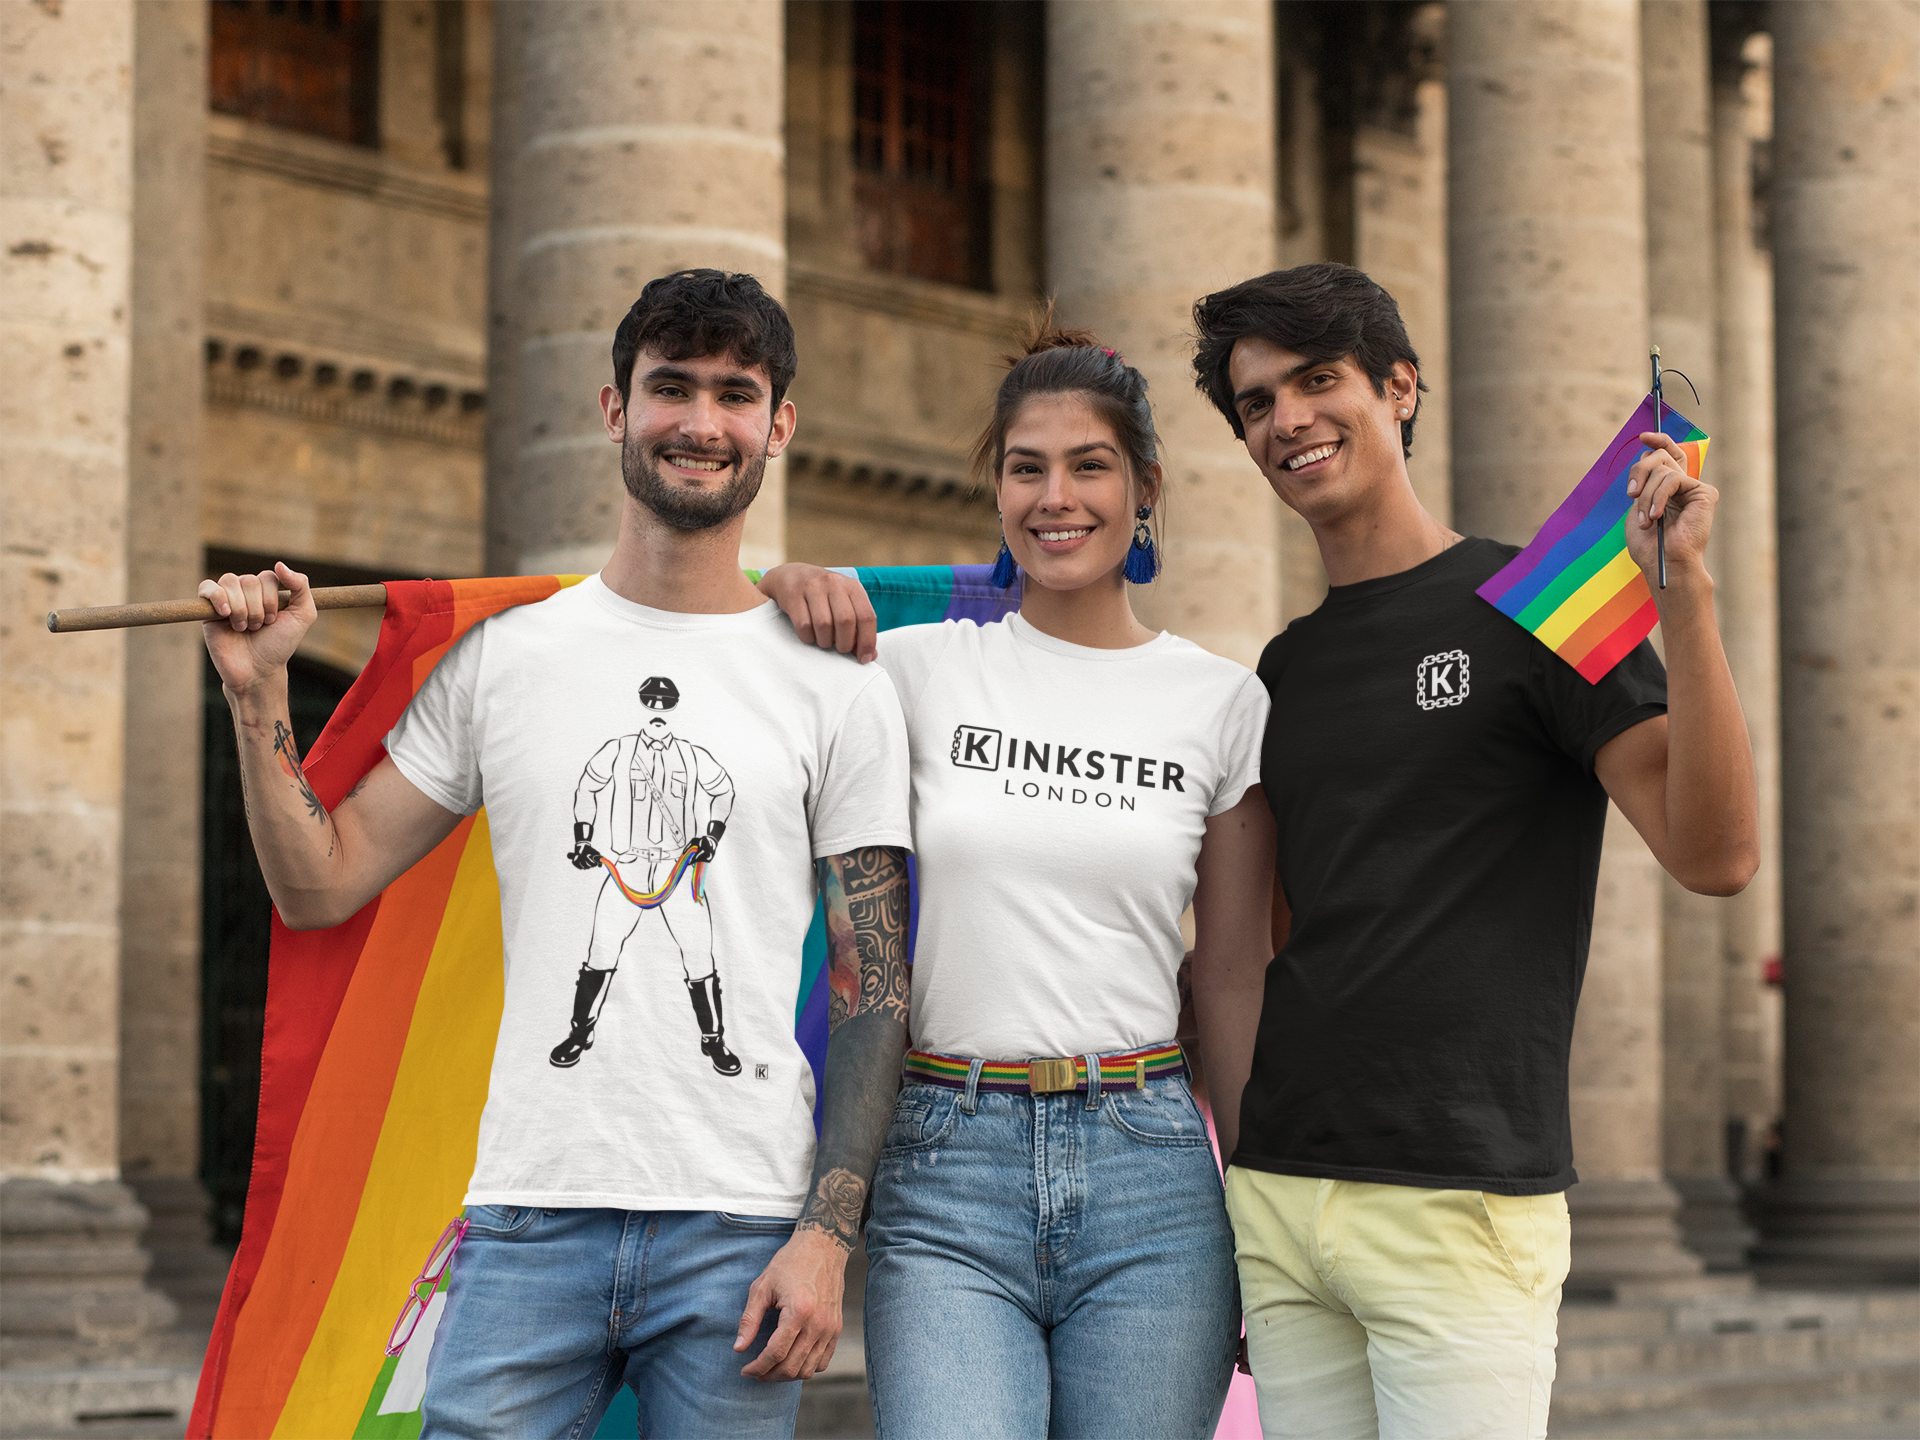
{"left": 853, "top": 1, "right": 983, "bottom": 288}
{"left": 210, "top": 0, "right": 379, "bottom": 148}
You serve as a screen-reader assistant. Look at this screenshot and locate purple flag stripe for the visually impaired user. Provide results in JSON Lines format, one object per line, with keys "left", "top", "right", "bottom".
{"left": 1477, "top": 396, "right": 1659, "bottom": 606}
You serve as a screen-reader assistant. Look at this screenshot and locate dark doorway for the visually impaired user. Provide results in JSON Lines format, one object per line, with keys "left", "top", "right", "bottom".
{"left": 199, "top": 653, "right": 353, "bottom": 1246}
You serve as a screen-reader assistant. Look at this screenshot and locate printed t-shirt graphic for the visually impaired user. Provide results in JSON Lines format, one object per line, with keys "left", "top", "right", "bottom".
{"left": 1242, "top": 537, "right": 1667, "bottom": 1196}
{"left": 876, "top": 614, "right": 1268, "bottom": 1061}
{"left": 385, "top": 576, "right": 912, "bottom": 1217}
{"left": 557, "top": 673, "right": 741, "bottom": 1074}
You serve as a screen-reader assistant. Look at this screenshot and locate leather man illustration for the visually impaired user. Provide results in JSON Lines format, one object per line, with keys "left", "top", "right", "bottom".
{"left": 553, "top": 676, "right": 739, "bottom": 1073}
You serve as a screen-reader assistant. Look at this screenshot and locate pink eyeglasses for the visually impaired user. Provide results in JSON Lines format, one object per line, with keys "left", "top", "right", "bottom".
{"left": 384, "top": 1217, "right": 470, "bottom": 1357}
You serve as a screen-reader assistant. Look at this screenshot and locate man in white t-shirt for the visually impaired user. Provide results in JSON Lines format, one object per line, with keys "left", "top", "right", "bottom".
{"left": 198, "top": 269, "right": 913, "bottom": 1439}
{"left": 558, "top": 673, "right": 741, "bottom": 1071}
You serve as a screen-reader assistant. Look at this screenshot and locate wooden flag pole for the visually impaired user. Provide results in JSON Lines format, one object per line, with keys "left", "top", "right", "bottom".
{"left": 46, "top": 584, "right": 388, "bottom": 634}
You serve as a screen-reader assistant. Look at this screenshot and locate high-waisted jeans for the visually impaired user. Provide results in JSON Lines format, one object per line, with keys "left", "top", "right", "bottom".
{"left": 863, "top": 1067, "right": 1239, "bottom": 1440}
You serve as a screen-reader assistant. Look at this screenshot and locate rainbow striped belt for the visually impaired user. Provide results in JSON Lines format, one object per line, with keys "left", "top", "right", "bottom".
{"left": 904, "top": 1043, "right": 1187, "bottom": 1096}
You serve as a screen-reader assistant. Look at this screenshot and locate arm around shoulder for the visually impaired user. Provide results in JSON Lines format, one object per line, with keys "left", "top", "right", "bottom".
{"left": 757, "top": 564, "right": 878, "bottom": 662}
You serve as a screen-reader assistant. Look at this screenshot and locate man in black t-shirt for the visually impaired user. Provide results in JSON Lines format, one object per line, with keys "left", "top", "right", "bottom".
{"left": 1187, "top": 264, "right": 1759, "bottom": 1440}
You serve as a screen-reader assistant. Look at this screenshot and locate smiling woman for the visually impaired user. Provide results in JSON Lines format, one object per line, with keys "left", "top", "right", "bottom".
{"left": 752, "top": 323, "right": 1279, "bottom": 1440}
{"left": 969, "top": 325, "right": 1166, "bottom": 651}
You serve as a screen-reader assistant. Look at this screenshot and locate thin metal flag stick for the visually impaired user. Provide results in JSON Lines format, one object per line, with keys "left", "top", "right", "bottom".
{"left": 46, "top": 583, "right": 388, "bottom": 634}
{"left": 1650, "top": 345, "right": 1667, "bottom": 590}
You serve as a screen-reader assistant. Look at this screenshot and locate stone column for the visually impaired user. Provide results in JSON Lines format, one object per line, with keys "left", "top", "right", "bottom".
{"left": 1353, "top": 69, "right": 1449, "bottom": 528}
{"left": 1756, "top": 0, "right": 1920, "bottom": 1283}
{"left": 1710, "top": 19, "right": 1783, "bottom": 1191}
{"left": 1046, "top": 0, "right": 1282, "bottom": 668}
{"left": 481, "top": 0, "right": 528, "bottom": 578}
{"left": 1, "top": 0, "right": 180, "bottom": 1412}
{"left": 121, "top": 0, "right": 230, "bottom": 1324}
{"left": 1274, "top": 20, "right": 1332, "bottom": 627}
{"left": 1641, "top": 0, "right": 1753, "bottom": 1271}
{"left": 486, "top": 1, "right": 788, "bottom": 578}
{"left": 1448, "top": 0, "right": 1701, "bottom": 1291}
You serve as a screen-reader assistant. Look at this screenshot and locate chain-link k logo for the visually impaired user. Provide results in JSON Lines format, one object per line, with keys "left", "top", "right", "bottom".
{"left": 951, "top": 725, "right": 1002, "bottom": 771}
{"left": 1416, "top": 650, "right": 1470, "bottom": 710}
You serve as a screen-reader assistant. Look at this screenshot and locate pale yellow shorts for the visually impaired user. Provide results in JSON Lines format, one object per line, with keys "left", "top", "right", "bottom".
{"left": 1224, "top": 1168, "right": 1572, "bottom": 1440}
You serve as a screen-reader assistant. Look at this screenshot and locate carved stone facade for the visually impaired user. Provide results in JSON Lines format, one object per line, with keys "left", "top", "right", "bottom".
{"left": 2, "top": 0, "right": 1913, "bottom": 1432}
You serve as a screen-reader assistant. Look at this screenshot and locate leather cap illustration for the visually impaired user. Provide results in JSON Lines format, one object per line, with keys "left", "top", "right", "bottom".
{"left": 638, "top": 676, "right": 681, "bottom": 711}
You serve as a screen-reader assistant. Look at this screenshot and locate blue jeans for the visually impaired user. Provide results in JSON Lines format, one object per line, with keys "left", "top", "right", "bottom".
{"left": 864, "top": 1070, "right": 1238, "bottom": 1439}
{"left": 420, "top": 1206, "right": 804, "bottom": 1440}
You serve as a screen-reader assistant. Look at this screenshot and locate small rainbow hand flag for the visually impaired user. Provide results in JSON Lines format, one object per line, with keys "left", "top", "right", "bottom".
{"left": 1476, "top": 395, "right": 1708, "bottom": 682}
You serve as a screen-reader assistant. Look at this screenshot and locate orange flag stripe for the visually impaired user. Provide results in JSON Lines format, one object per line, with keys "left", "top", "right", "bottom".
{"left": 1557, "top": 569, "right": 1655, "bottom": 669}
{"left": 213, "top": 820, "right": 477, "bottom": 1437}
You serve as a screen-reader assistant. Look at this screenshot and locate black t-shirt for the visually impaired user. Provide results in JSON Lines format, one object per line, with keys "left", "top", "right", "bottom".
{"left": 1237, "top": 537, "right": 1667, "bottom": 1195}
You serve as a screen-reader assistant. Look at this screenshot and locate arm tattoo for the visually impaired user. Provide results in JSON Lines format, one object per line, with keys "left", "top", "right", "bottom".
{"left": 798, "top": 1167, "right": 867, "bottom": 1251}
{"left": 818, "top": 848, "right": 910, "bottom": 1032}
{"left": 798, "top": 846, "right": 910, "bottom": 1251}
{"left": 272, "top": 721, "right": 326, "bottom": 823}
{"left": 818, "top": 860, "right": 857, "bottom": 1030}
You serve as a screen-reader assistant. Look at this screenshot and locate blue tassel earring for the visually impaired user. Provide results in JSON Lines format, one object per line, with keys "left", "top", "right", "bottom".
{"left": 990, "top": 536, "right": 1018, "bottom": 589}
{"left": 1124, "top": 505, "right": 1159, "bottom": 584}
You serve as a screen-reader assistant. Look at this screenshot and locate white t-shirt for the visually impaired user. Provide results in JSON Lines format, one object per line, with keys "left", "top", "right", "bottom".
{"left": 878, "top": 614, "right": 1268, "bottom": 1060}
{"left": 385, "top": 576, "right": 912, "bottom": 1216}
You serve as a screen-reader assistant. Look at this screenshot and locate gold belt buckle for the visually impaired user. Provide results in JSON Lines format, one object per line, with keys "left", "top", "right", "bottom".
{"left": 1027, "top": 1056, "right": 1079, "bottom": 1094}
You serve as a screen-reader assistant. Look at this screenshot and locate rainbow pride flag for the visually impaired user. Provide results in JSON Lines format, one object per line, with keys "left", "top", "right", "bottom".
{"left": 1476, "top": 395, "right": 1708, "bottom": 682}
{"left": 189, "top": 565, "right": 1014, "bottom": 1440}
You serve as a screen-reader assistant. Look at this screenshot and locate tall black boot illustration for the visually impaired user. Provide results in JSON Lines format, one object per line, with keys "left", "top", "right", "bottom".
{"left": 685, "top": 973, "right": 741, "bottom": 1076}
{"left": 550, "top": 965, "right": 611, "bottom": 1068}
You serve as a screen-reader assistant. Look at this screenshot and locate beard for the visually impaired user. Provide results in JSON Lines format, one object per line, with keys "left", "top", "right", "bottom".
{"left": 622, "top": 430, "right": 767, "bottom": 531}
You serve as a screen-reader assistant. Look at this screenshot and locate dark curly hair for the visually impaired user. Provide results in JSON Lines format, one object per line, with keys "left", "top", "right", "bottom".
{"left": 612, "top": 269, "right": 797, "bottom": 407}
{"left": 1191, "top": 263, "right": 1425, "bottom": 455}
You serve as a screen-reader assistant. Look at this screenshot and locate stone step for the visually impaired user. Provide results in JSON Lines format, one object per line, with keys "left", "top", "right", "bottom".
{"left": 0, "top": 1366, "right": 196, "bottom": 1440}
{"left": 1559, "top": 1302, "right": 1687, "bottom": 1342}
{"left": 1557, "top": 1287, "right": 1920, "bottom": 1345}
{"left": 1548, "top": 1355, "right": 1920, "bottom": 1424}
{"left": 1557, "top": 1314, "right": 1920, "bottom": 1384}
{"left": 0, "top": 1418, "right": 187, "bottom": 1440}
{"left": 1552, "top": 1392, "right": 1920, "bottom": 1438}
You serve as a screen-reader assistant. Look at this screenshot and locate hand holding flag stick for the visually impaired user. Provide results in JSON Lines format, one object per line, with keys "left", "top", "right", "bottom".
{"left": 1642, "top": 346, "right": 1704, "bottom": 593}
{"left": 48, "top": 579, "right": 387, "bottom": 633}
{"left": 1476, "top": 372, "right": 1711, "bottom": 683}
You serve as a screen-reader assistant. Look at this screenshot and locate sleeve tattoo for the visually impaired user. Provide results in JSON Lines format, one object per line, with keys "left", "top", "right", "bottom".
{"left": 800, "top": 846, "right": 910, "bottom": 1250}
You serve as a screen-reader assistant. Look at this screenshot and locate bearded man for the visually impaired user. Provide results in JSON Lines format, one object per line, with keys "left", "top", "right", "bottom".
{"left": 198, "top": 270, "right": 913, "bottom": 1439}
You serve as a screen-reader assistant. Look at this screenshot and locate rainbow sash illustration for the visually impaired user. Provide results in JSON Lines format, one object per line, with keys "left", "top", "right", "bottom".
{"left": 600, "top": 843, "right": 707, "bottom": 908}
{"left": 190, "top": 565, "right": 1016, "bottom": 1439}
{"left": 1476, "top": 396, "right": 1708, "bottom": 682}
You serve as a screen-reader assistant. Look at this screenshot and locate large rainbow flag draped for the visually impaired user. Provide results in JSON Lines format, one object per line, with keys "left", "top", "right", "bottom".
{"left": 190, "top": 565, "right": 1017, "bottom": 1440}
{"left": 1476, "top": 396, "right": 1709, "bottom": 682}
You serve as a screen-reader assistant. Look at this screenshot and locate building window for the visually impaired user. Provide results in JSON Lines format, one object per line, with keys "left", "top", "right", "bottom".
{"left": 210, "top": 0, "right": 379, "bottom": 148}
{"left": 853, "top": 1, "right": 985, "bottom": 289}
